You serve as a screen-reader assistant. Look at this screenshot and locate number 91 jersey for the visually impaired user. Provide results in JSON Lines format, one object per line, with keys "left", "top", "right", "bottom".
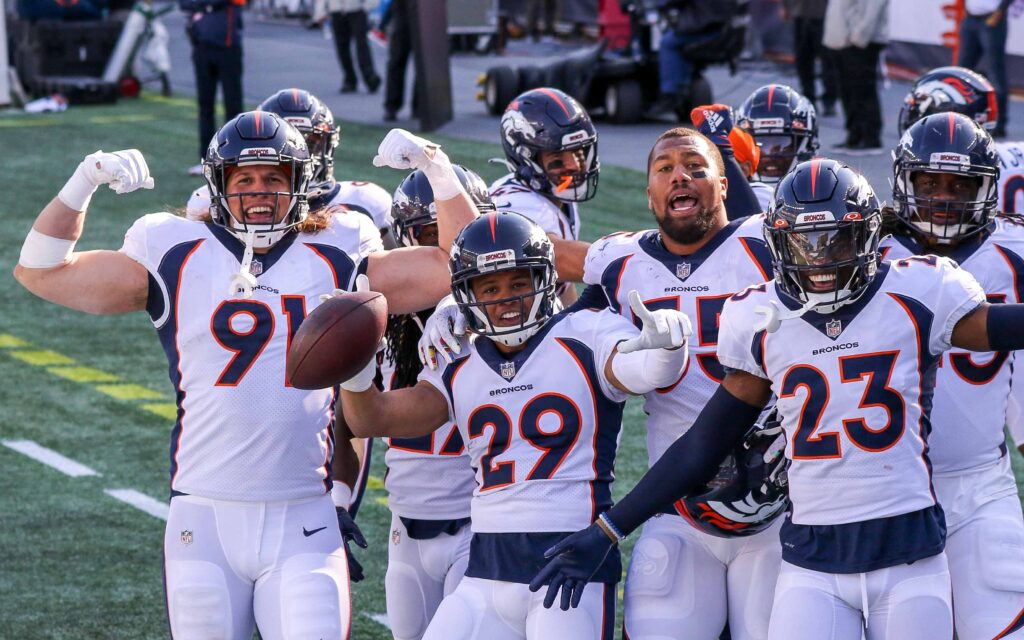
{"left": 418, "top": 309, "right": 635, "bottom": 534}
{"left": 717, "top": 256, "right": 986, "bottom": 527}
{"left": 120, "top": 211, "right": 382, "bottom": 501}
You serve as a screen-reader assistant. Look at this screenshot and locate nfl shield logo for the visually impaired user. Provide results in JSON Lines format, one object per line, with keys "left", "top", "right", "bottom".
{"left": 180, "top": 530, "right": 193, "bottom": 546}
{"left": 249, "top": 260, "right": 263, "bottom": 276}
{"left": 500, "top": 361, "right": 516, "bottom": 380}
{"left": 391, "top": 528, "right": 401, "bottom": 545}
{"left": 675, "top": 262, "right": 691, "bottom": 279}
{"left": 826, "top": 318, "right": 843, "bottom": 338}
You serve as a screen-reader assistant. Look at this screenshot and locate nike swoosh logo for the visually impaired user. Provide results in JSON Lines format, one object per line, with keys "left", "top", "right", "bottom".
{"left": 496, "top": 201, "right": 512, "bottom": 209}
{"left": 302, "top": 526, "right": 327, "bottom": 537}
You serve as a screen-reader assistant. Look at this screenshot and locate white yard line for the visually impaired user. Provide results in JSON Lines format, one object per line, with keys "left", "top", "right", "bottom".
{"left": 104, "top": 489, "right": 169, "bottom": 521}
{"left": 2, "top": 439, "right": 100, "bottom": 477}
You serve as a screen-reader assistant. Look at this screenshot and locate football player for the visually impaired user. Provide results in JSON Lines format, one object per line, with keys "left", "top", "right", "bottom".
{"left": 14, "top": 116, "right": 480, "bottom": 639}
{"left": 338, "top": 211, "right": 692, "bottom": 639}
{"left": 490, "top": 88, "right": 598, "bottom": 305}
{"left": 736, "top": 84, "right": 819, "bottom": 175}
{"left": 898, "top": 66, "right": 1024, "bottom": 215}
{"left": 188, "top": 88, "right": 396, "bottom": 243}
{"left": 882, "top": 112, "right": 1024, "bottom": 639}
{"left": 419, "top": 128, "right": 785, "bottom": 639}
{"left": 379, "top": 165, "right": 494, "bottom": 640}
{"left": 534, "top": 158, "right": 1024, "bottom": 639}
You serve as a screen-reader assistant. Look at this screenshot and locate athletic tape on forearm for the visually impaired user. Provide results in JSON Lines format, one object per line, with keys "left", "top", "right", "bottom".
{"left": 57, "top": 163, "right": 99, "bottom": 212}
{"left": 340, "top": 358, "right": 377, "bottom": 392}
{"left": 611, "top": 343, "right": 688, "bottom": 394}
{"left": 421, "top": 148, "right": 463, "bottom": 201}
{"left": 19, "top": 228, "right": 76, "bottom": 269}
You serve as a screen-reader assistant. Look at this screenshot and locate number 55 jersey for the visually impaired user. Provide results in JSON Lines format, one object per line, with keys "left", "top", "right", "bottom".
{"left": 120, "top": 211, "right": 382, "bottom": 502}
{"left": 717, "top": 256, "right": 986, "bottom": 572}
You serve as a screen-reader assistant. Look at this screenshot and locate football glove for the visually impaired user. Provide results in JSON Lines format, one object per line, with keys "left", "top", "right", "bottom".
{"left": 617, "top": 290, "right": 692, "bottom": 354}
{"left": 690, "top": 104, "right": 735, "bottom": 150}
{"left": 528, "top": 524, "right": 615, "bottom": 611}
{"left": 59, "top": 149, "right": 155, "bottom": 211}
{"left": 335, "top": 507, "right": 368, "bottom": 583}
{"left": 417, "top": 295, "right": 468, "bottom": 370}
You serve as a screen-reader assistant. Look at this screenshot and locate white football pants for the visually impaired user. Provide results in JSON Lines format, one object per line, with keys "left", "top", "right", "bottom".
{"left": 768, "top": 553, "right": 952, "bottom": 640}
{"left": 422, "top": 576, "right": 615, "bottom": 640}
{"left": 164, "top": 493, "right": 350, "bottom": 640}
{"left": 623, "top": 513, "right": 782, "bottom": 640}
{"left": 934, "top": 454, "right": 1024, "bottom": 639}
{"left": 385, "top": 512, "right": 472, "bottom": 640}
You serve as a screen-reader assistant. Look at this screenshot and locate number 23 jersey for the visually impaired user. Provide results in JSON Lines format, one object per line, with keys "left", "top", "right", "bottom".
{"left": 418, "top": 309, "right": 635, "bottom": 534}
{"left": 717, "top": 257, "right": 985, "bottom": 527}
{"left": 120, "top": 211, "right": 382, "bottom": 502}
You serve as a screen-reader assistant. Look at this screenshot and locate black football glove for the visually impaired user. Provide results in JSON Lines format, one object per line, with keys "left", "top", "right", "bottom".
{"left": 335, "top": 506, "right": 368, "bottom": 582}
{"left": 528, "top": 523, "right": 615, "bottom": 611}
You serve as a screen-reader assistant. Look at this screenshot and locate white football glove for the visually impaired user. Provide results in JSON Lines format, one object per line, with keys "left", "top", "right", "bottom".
{"left": 372, "top": 129, "right": 462, "bottom": 200}
{"left": 339, "top": 274, "right": 380, "bottom": 393}
{"left": 58, "top": 149, "right": 155, "bottom": 211}
{"left": 417, "top": 295, "right": 468, "bottom": 370}
{"left": 617, "top": 290, "right": 692, "bottom": 354}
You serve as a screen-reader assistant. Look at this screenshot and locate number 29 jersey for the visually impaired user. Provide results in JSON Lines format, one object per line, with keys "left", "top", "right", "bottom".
{"left": 120, "top": 211, "right": 382, "bottom": 502}
{"left": 418, "top": 309, "right": 634, "bottom": 534}
{"left": 718, "top": 257, "right": 986, "bottom": 528}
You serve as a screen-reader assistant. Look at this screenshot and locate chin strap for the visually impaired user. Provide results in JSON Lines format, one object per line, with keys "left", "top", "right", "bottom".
{"left": 227, "top": 230, "right": 258, "bottom": 299}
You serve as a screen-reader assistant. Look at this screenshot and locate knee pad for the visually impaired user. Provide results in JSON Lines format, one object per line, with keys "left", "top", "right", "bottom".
{"left": 625, "top": 526, "right": 688, "bottom": 598}
{"left": 279, "top": 552, "right": 350, "bottom": 640}
{"left": 166, "top": 560, "right": 233, "bottom": 640}
{"left": 975, "top": 514, "right": 1024, "bottom": 593}
{"left": 386, "top": 561, "right": 434, "bottom": 640}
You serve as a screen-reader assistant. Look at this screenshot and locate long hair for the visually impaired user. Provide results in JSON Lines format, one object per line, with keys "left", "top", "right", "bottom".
{"left": 384, "top": 308, "right": 434, "bottom": 389}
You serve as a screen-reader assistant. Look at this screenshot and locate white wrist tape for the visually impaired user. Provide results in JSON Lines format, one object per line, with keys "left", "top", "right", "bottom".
{"left": 422, "top": 148, "right": 463, "bottom": 201}
{"left": 612, "top": 342, "right": 689, "bottom": 395}
{"left": 57, "top": 163, "right": 99, "bottom": 212}
{"left": 331, "top": 483, "right": 353, "bottom": 509}
{"left": 340, "top": 357, "right": 377, "bottom": 392}
{"left": 19, "top": 228, "right": 76, "bottom": 269}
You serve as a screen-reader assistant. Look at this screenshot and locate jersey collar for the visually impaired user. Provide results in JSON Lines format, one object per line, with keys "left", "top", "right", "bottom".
{"left": 776, "top": 262, "right": 891, "bottom": 341}
{"left": 207, "top": 222, "right": 299, "bottom": 274}
{"left": 473, "top": 311, "right": 569, "bottom": 382}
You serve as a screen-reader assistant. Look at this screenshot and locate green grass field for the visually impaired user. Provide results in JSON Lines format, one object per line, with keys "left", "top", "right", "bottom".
{"left": 2, "top": 96, "right": 1023, "bottom": 639}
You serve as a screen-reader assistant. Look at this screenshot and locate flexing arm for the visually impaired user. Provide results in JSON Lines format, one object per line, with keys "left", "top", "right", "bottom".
{"left": 14, "top": 150, "right": 154, "bottom": 315}
{"left": 366, "top": 247, "right": 451, "bottom": 315}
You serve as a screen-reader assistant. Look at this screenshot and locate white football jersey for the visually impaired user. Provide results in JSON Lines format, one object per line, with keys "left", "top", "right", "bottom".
{"left": 380, "top": 357, "right": 475, "bottom": 521}
{"left": 489, "top": 174, "right": 581, "bottom": 241}
{"left": 750, "top": 181, "right": 774, "bottom": 213}
{"left": 881, "top": 218, "right": 1024, "bottom": 473}
{"left": 996, "top": 141, "right": 1024, "bottom": 214}
{"left": 419, "top": 309, "right": 634, "bottom": 534}
{"left": 311, "top": 180, "right": 393, "bottom": 232}
{"left": 718, "top": 257, "right": 986, "bottom": 526}
{"left": 120, "top": 211, "right": 383, "bottom": 501}
{"left": 582, "top": 216, "right": 774, "bottom": 466}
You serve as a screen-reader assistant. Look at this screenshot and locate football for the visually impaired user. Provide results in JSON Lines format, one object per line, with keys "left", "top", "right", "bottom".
{"left": 287, "top": 291, "right": 389, "bottom": 390}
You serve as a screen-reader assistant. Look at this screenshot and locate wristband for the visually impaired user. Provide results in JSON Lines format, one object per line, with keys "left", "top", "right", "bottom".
{"left": 57, "top": 163, "right": 99, "bottom": 212}
{"left": 340, "top": 356, "right": 377, "bottom": 392}
{"left": 331, "top": 483, "right": 353, "bottom": 509}
{"left": 596, "top": 512, "right": 624, "bottom": 543}
{"left": 19, "top": 228, "right": 76, "bottom": 269}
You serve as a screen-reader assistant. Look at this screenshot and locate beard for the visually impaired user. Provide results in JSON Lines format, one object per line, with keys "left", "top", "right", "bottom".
{"left": 656, "top": 203, "right": 720, "bottom": 245}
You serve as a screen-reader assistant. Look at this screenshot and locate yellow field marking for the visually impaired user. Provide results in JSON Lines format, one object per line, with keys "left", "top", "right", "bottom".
{"left": 9, "top": 350, "right": 76, "bottom": 366}
{"left": 94, "top": 384, "right": 165, "bottom": 401}
{"left": 0, "top": 334, "right": 29, "bottom": 349}
{"left": 141, "top": 403, "right": 178, "bottom": 421}
{"left": 374, "top": 496, "right": 389, "bottom": 508}
{"left": 88, "top": 114, "right": 157, "bottom": 124}
{"left": 366, "top": 475, "right": 385, "bottom": 490}
{"left": 48, "top": 366, "right": 121, "bottom": 383}
{"left": 0, "top": 117, "right": 62, "bottom": 128}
